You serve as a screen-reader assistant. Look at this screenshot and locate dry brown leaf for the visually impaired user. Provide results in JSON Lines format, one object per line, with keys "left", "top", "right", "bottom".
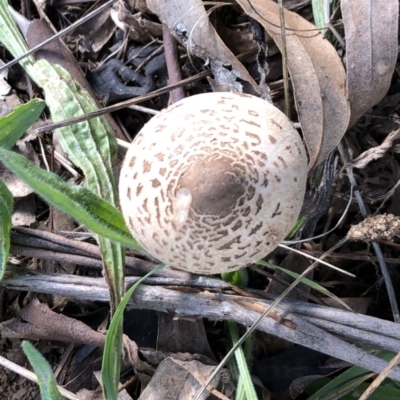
{"left": 342, "top": 0, "right": 399, "bottom": 126}
{"left": 236, "top": 0, "right": 350, "bottom": 168}
{"left": 137, "top": 357, "right": 234, "bottom": 400}
{"left": 147, "top": 0, "right": 260, "bottom": 94}
{"left": 72, "top": 1, "right": 117, "bottom": 54}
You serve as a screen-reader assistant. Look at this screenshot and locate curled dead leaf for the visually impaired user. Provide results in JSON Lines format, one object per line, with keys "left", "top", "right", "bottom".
{"left": 147, "top": 0, "right": 261, "bottom": 94}
{"left": 235, "top": 0, "right": 350, "bottom": 169}
{"left": 342, "top": 0, "right": 399, "bottom": 126}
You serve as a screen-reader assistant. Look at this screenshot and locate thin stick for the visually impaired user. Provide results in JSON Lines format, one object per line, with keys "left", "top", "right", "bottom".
{"left": 278, "top": 0, "right": 290, "bottom": 118}
{"left": 1, "top": 0, "right": 119, "bottom": 72}
{"left": 359, "top": 351, "right": 400, "bottom": 400}
{"left": 338, "top": 142, "right": 400, "bottom": 323}
{"left": 0, "top": 355, "right": 80, "bottom": 400}
{"left": 34, "top": 70, "right": 211, "bottom": 134}
{"left": 278, "top": 243, "right": 355, "bottom": 277}
{"left": 162, "top": 25, "right": 185, "bottom": 103}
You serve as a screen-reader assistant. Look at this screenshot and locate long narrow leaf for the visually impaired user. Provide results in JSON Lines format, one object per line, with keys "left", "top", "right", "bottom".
{"left": 21, "top": 341, "right": 63, "bottom": 400}
{"left": 102, "top": 264, "right": 167, "bottom": 400}
{"left": 0, "top": 0, "right": 37, "bottom": 78}
{"left": 0, "top": 99, "right": 46, "bottom": 149}
{"left": 0, "top": 179, "right": 12, "bottom": 280}
{"left": 257, "top": 260, "right": 352, "bottom": 311}
{"left": 0, "top": 6, "right": 126, "bottom": 397}
{"left": 307, "top": 351, "right": 395, "bottom": 400}
{"left": 32, "top": 59, "right": 125, "bottom": 398}
{"left": 33, "top": 60, "right": 118, "bottom": 200}
{"left": 0, "top": 148, "right": 141, "bottom": 250}
{"left": 228, "top": 321, "right": 257, "bottom": 400}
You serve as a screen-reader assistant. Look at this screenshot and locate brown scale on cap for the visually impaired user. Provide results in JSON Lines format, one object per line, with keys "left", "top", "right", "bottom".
{"left": 119, "top": 92, "right": 308, "bottom": 274}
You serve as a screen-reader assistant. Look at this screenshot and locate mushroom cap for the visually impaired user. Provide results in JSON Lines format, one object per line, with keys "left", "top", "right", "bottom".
{"left": 119, "top": 92, "right": 307, "bottom": 274}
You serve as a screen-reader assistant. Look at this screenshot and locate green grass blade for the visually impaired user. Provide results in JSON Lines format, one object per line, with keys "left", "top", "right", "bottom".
{"left": 312, "top": 0, "right": 326, "bottom": 32}
{"left": 21, "top": 341, "right": 63, "bottom": 400}
{"left": 307, "top": 351, "right": 395, "bottom": 400}
{"left": 102, "top": 264, "right": 167, "bottom": 400}
{"left": 228, "top": 321, "right": 257, "bottom": 400}
{"left": 221, "top": 269, "right": 249, "bottom": 286}
{"left": 0, "top": 179, "right": 12, "bottom": 280}
{"left": 0, "top": 99, "right": 46, "bottom": 149}
{"left": 0, "top": 97, "right": 46, "bottom": 281}
{"left": 0, "top": 147, "right": 141, "bottom": 250}
{"left": 257, "top": 260, "right": 352, "bottom": 311}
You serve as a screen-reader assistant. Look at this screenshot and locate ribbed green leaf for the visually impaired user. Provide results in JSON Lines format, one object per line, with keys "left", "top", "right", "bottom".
{"left": 22, "top": 341, "right": 63, "bottom": 400}
{"left": 0, "top": 148, "right": 141, "bottom": 250}
{"left": 0, "top": 0, "right": 37, "bottom": 79}
{"left": 33, "top": 60, "right": 118, "bottom": 198}
{"left": 0, "top": 5, "right": 126, "bottom": 397}
{"left": 0, "top": 99, "right": 46, "bottom": 149}
{"left": 31, "top": 60, "right": 126, "bottom": 396}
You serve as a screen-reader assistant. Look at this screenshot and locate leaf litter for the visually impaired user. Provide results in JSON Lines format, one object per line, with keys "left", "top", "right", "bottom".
{"left": 0, "top": 0, "right": 400, "bottom": 399}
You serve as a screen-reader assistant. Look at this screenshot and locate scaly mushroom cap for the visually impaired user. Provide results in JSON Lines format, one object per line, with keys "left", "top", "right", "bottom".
{"left": 119, "top": 92, "right": 307, "bottom": 274}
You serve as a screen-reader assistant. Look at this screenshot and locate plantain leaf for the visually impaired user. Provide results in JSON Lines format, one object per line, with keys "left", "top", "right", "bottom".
{"left": 33, "top": 60, "right": 118, "bottom": 195}
{"left": 0, "top": 147, "right": 141, "bottom": 250}
{"left": 0, "top": 99, "right": 46, "bottom": 149}
{"left": 0, "top": 5, "right": 125, "bottom": 397}
{"left": 21, "top": 341, "right": 63, "bottom": 400}
{"left": 31, "top": 60, "right": 126, "bottom": 397}
{"left": 0, "top": 179, "right": 12, "bottom": 280}
{"left": 0, "top": 0, "right": 37, "bottom": 79}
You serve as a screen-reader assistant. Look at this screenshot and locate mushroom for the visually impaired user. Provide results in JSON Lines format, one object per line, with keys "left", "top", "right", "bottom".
{"left": 119, "top": 92, "right": 308, "bottom": 274}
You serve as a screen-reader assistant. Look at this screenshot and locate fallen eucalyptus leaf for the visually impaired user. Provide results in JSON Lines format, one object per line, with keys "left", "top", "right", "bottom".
{"left": 147, "top": 0, "right": 260, "bottom": 94}
{"left": 236, "top": 0, "right": 350, "bottom": 168}
{"left": 341, "top": 0, "right": 399, "bottom": 126}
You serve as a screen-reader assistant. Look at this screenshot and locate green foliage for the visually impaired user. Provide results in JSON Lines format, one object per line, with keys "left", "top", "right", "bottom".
{"left": 21, "top": 341, "right": 63, "bottom": 400}
{"left": 0, "top": 179, "right": 12, "bottom": 280}
{"left": 0, "top": 98, "right": 46, "bottom": 280}
{"left": 221, "top": 269, "right": 249, "bottom": 286}
{"left": 0, "top": 99, "right": 46, "bottom": 149}
{"left": 306, "top": 351, "right": 399, "bottom": 400}
{"left": 0, "top": 147, "right": 141, "bottom": 250}
{"left": 0, "top": 2, "right": 128, "bottom": 394}
{"left": 102, "top": 264, "right": 167, "bottom": 400}
{"left": 312, "top": 0, "right": 326, "bottom": 32}
{"left": 227, "top": 321, "right": 257, "bottom": 400}
{"left": 0, "top": 0, "right": 37, "bottom": 77}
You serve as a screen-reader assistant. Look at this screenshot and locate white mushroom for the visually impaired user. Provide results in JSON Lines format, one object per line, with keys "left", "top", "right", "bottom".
{"left": 119, "top": 92, "right": 308, "bottom": 274}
